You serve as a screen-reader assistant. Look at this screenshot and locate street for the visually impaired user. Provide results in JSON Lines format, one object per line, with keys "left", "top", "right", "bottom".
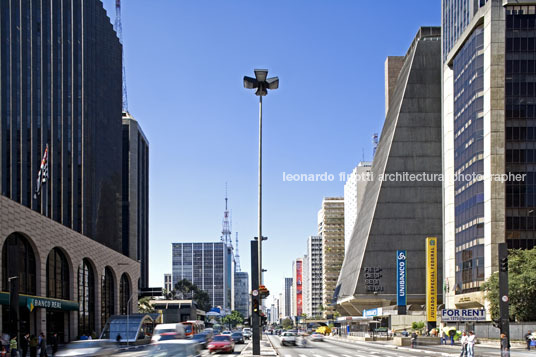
{"left": 267, "top": 335, "right": 536, "bottom": 357}
{"left": 199, "top": 342, "right": 247, "bottom": 356}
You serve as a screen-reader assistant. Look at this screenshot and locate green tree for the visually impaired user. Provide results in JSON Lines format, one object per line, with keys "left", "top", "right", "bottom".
{"left": 171, "top": 279, "right": 212, "bottom": 312}
{"left": 481, "top": 248, "right": 536, "bottom": 321}
{"left": 411, "top": 321, "right": 425, "bottom": 333}
{"left": 282, "top": 318, "right": 293, "bottom": 330}
{"left": 221, "top": 310, "right": 244, "bottom": 329}
{"left": 193, "top": 289, "right": 211, "bottom": 312}
{"left": 138, "top": 296, "right": 155, "bottom": 313}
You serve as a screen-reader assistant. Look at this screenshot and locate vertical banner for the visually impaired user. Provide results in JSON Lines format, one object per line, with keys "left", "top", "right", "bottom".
{"left": 296, "top": 260, "right": 303, "bottom": 316}
{"left": 426, "top": 237, "right": 437, "bottom": 323}
{"left": 397, "top": 250, "right": 407, "bottom": 311}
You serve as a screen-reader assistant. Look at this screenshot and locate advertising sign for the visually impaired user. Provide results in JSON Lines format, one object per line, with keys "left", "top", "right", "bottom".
{"left": 397, "top": 250, "right": 407, "bottom": 307}
{"left": 441, "top": 309, "right": 486, "bottom": 322}
{"left": 426, "top": 237, "right": 437, "bottom": 322}
{"left": 363, "top": 307, "right": 383, "bottom": 317}
{"left": 296, "top": 260, "right": 303, "bottom": 316}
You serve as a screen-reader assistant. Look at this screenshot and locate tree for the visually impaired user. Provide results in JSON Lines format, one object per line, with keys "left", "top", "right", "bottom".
{"left": 138, "top": 296, "right": 155, "bottom": 313}
{"left": 282, "top": 318, "right": 293, "bottom": 330}
{"left": 171, "top": 279, "right": 212, "bottom": 312}
{"left": 481, "top": 248, "right": 536, "bottom": 321}
{"left": 221, "top": 310, "right": 244, "bottom": 329}
{"left": 193, "top": 288, "right": 211, "bottom": 312}
{"left": 412, "top": 321, "right": 425, "bottom": 333}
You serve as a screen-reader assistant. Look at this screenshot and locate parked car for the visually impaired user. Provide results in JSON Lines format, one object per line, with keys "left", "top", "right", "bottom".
{"left": 242, "top": 328, "right": 252, "bottom": 339}
{"left": 192, "top": 333, "right": 211, "bottom": 348}
{"left": 310, "top": 333, "right": 324, "bottom": 342}
{"left": 280, "top": 331, "right": 297, "bottom": 346}
{"left": 56, "top": 340, "right": 120, "bottom": 356}
{"left": 208, "top": 335, "right": 235, "bottom": 354}
{"left": 231, "top": 332, "right": 245, "bottom": 344}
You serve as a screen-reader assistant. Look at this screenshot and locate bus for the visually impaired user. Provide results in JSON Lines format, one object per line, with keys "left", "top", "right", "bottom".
{"left": 182, "top": 320, "right": 205, "bottom": 336}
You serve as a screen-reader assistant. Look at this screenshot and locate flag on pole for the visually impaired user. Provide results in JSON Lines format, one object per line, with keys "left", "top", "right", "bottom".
{"left": 34, "top": 144, "right": 49, "bottom": 199}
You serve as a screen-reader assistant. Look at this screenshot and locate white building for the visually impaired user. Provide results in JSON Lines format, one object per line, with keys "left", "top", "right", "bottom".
{"left": 164, "top": 273, "right": 172, "bottom": 293}
{"left": 281, "top": 277, "right": 293, "bottom": 318}
{"left": 302, "top": 254, "right": 310, "bottom": 316}
{"left": 306, "top": 235, "right": 323, "bottom": 318}
{"left": 344, "top": 162, "right": 372, "bottom": 251}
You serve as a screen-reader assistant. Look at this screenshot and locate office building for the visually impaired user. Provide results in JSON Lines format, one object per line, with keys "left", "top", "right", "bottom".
{"left": 122, "top": 112, "right": 149, "bottom": 288}
{"left": 234, "top": 271, "right": 249, "bottom": 318}
{"left": 442, "top": 0, "right": 536, "bottom": 311}
{"left": 318, "top": 197, "right": 344, "bottom": 318}
{"left": 306, "top": 235, "right": 323, "bottom": 318}
{"left": 281, "top": 277, "right": 293, "bottom": 318}
{"left": 344, "top": 163, "right": 372, "bottom": 251}
{"left": 172, "top": 242, "right": 233, "bottom": 311}
{"left": 302, "top": 254, "right": 310, "bottom": 316}
{"left": 0, "top": 0, "right": 139, "bottom": 342}
{"left": 164, "top": 274, "right": 173, "bottom": 293}
{"left": 336, "top": 27, "right": 443, "bottom": 314}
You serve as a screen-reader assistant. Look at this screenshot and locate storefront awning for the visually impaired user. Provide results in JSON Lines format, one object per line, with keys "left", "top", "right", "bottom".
{"left": 0, "top": 292, "right": 79, "bottom": 311}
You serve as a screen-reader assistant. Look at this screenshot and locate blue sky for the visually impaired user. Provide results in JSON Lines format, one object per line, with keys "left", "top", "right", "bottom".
{"left": 102, "top": 0, "right": 440, "bottom": 300}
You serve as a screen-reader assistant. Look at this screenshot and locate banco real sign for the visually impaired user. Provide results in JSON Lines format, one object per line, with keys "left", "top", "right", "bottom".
{"left": 441, "top": 309, "right": 486, "bottom": 322}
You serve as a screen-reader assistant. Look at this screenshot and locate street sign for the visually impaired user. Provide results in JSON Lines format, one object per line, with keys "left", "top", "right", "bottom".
{"left": 363, "top": 307, "right": 383, "bottom": 317}
{"left": 252, "top": 290, "right": 259, "bottom": 297}
{"left": 502, "top": 295, "right": 509, "bottom": 302}
{"left": 441, "top": 309, "right": 486, "bottom": 322}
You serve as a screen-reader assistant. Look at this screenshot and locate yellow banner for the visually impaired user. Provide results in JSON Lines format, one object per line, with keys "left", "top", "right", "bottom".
{"left": 426, "top": 237, "right": 437, "bottom": 322}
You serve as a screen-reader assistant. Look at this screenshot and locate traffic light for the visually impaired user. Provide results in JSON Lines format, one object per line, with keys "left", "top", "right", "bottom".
{"left": 259, "top": 285, "right": 270, "bottom": 298}
{"left": 500, "top": 257, "right": 508, "bottom": 272}
{"left": 252, "top": 298, "right": 259, "bottom": 314}
{"left": 260, "top": 313, "right": 267, "bottom": 326}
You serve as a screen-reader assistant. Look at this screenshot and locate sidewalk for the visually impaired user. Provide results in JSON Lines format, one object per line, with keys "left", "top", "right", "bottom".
{"left": 240, "top": 334, "right": 278, "bottom": 356}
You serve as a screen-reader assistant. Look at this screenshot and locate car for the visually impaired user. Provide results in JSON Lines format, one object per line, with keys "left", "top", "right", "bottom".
{"left": 310, "top": 333, "right": 324, "bottom": 342}
{"left": 56, "top": 339, "right": 120, "bottom": 356}
{"left": 242, "top": 328, "right": 252, "bottom": 339}
{"left": 192, "top": 333, "right": 211, "bottom": 348}
{"left": 129, "top": 339, "right": 201, "bottom": 356}
{"left": 221, "top": 330, "right": 232, "bottom": 335}
{"left": 152, "top": 323, "right": 186, "bottom": 343}
{"left": 207, "top": 335, "right": 235, "bottom": 354}
{"left": 231, "top": 332, "right": 245, "bottom": 344}
{"left": 280, "top": 331, "right": 297, "bottom": 346}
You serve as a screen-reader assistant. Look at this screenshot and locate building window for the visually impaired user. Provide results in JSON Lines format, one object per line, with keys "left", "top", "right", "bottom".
{"left": 78, "top": 259, "right": 95, "bottom": 336}
{"left": 101, "top": 267, "right": 115, "bottom": 328}
{"left": 2, "top": 233, "right": 36, "bottom": 295}
{"left": 119, "top": 273, "right": 131, "bottom": 315}
{"left": 46, "top": 248, "right": 69, "bottom": 299}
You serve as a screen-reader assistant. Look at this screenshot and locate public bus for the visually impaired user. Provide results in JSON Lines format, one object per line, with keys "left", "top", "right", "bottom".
{"left": 182, "top": 320, "right": 205, "bottom": 336}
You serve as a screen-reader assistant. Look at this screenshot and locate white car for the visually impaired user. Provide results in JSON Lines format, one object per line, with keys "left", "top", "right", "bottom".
{"left": 310, "top": 333, "right": 324, "bottom": 342}
{"left": 242, "top": 328, "right": 252, "bottom": 339}
{"left": 280, "top": 332, "right": 297, "bottom": 346}
{"left": 151, "top": 323, "right": 186, "bottom": 343}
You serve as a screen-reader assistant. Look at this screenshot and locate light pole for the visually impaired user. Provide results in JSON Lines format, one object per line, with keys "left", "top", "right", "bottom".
{"left": 244, "top": 69, "right": 279, "bottom": 355}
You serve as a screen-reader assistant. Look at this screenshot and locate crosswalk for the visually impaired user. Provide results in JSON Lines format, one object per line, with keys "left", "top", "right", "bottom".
{"left": 279, "top": 351, "right": 418, "bottom": 357}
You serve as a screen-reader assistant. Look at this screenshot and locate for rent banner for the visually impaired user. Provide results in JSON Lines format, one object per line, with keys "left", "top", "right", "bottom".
{"left": 426, "top": 237, "right": 438, "bottom": 322}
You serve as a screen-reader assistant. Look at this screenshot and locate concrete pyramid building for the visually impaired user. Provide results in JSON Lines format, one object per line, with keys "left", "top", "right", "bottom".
{"left": 336, "top": 27, "right": 443, "bottom": 315}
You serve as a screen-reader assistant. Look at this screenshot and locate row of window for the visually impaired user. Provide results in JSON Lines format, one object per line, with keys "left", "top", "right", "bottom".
{"left": 505, "top": 148, "right": 536, "bottom": 163}
{"left": 506, "top": 103, "right": 536, "bottom": 119}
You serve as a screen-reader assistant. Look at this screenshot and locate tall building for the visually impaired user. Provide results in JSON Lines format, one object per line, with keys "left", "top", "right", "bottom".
{"left": 302, "top": 254, "right": 310, "bottom": 316}
{"left": 281, "top": 277, "right": 293, "bottom": 318}
{"left": 318, "top": 197, "right": 344, "bottom": 318}
{"left": 336, "top": 27, "right": 442, "bottom": 314}
{"left": 0, "top": 0, "right": 124, "bottom": 253}
{"left": 442, "top": 0, "right": 536, "bottom": 311}
{"left": 0, "top": 0, "right": 139, "bottom": 341}
{"left": 292, "top": 258, "right": 303, "bottom": 318}
{"left": 122, "top": 112, "right": 149, "bottom": 288}
{"left": 306, "top": 235, "right": 323, "bottom": 318}
{"left": 234, "top": 271, "right": 249, "bottom": 318}
{"left": 164, "top": 273, "right": 173, "bottom": 293}
{"left": 172, "top": 242, "right": 233, "bottom": 311}
{"left": 344, "top": 162, "right": 372, "bottom": 251}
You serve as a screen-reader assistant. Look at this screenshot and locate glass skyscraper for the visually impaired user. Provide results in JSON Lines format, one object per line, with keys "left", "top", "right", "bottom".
{"left": 0, "top": 0, "right": 123, "bottom": 252}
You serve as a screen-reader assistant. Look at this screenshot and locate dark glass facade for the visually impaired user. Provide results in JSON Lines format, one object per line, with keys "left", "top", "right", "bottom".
{"left": 119, "top": 273, "right": 130, "bottom": 315}
{"left": 505, "top": 7, "right": 536, "bottom": 250}
{"left": 101, "top": 267, "right": 115, "bottom": 328}
{"left": 453, "top": 27, "right": 485, "bottom": 293}
{"left": 2, "top": 233, "right": 36, "bottom": 295}
{"left": 46, "top": 248, "right": 69, "bottom": 299}
{"left": 78, "top": 259, "right": 95, "bottom": 336}
{"left": 0, "top": 0, "right": 123, "bottom": 253}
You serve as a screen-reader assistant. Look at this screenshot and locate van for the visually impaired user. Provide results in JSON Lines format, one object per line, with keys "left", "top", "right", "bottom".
{"left": 151, "top": 323, "right": 186, "bottom": 343}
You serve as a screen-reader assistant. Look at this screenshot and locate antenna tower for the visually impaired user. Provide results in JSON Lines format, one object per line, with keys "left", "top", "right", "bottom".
{"left": 221, "top": 186, "right": 232, "bottom": 246}
{"left": 115, "top": 0, "right": 128, "bottom": 112}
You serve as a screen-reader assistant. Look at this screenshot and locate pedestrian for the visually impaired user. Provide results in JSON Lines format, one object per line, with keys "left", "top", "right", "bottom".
{"left": 411, "top": 331, "right": 418, "bottom": 348}
{"left": 115, "top": 334, "right": 122, "bottom": 344}
{"left": 460, "top": 331, "right": 468, "bottom": 357}
{"left": 525, "top": 330, "right": 533, "bottom": 351}
{"left": 29, "top": 335, "right": 38, "bottom": 357}
{"left": 500, "top": 333, "right": 510, "bottom": 357}
{"left": 50, "top": 333, "right": 58, "bottom": 357}
{"left": 467, "top": 331, "right": 476, "bottom": 357}
{"left": 38, "top": 333, "right": 47, "bottom": 357}
{"left": 1, "top": 332, "right": 9, "bottom": 354}
{"left": 20, "top": 334, "right": 29, "bottom": 357}
{"left": 10, "top": 335, "right": 18, "bottom": 357}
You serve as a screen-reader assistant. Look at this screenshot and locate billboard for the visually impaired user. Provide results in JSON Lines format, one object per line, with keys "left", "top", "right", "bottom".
{"left": 426, "top": 237, "right": 437, "bottom": 322}
{"left": 397, "top": 250, "right": 407, "bottom": 307}
{"left": 441, "top": 309, "right": 486, "bottom": 322}
{"left": 296, "top": 260, "right": 302, "bottom": 316}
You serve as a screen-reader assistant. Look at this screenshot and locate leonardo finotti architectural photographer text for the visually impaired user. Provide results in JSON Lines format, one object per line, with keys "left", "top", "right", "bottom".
{"left": 282, "top": 171, "right": 526, "bottom": 183}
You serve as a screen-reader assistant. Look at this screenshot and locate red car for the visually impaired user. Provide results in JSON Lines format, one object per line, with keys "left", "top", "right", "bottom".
{"left": 207, "top": 335, "right": 235, "bottom": 354}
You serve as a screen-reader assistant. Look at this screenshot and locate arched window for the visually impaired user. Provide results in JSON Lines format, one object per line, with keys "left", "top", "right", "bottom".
{"left": 78, "top": 259, "right": 95, "bottom": 336}
{"left": 101, "top": 267, "right": 115, "bottom": 328}
{"left": 119, "top": 273, "right": 131, "bottom": 315}
{"left": 2, "top": 233, "right": 36, "bottom": 294}
{"left": 46, "top": 248, "right": 69, "bottom": 299}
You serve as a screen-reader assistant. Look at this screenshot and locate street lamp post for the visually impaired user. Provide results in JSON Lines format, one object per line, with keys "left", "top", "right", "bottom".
{"left": 244, "top": 69, "right": 279, "bottom": 355}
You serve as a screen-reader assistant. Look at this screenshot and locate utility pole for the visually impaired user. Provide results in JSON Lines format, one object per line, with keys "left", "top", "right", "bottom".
{"left": 251, "top": 240, "right": 260, "bottom": 355}
{"left": 498, "top": 243, "right": 510, "bottom": 343}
